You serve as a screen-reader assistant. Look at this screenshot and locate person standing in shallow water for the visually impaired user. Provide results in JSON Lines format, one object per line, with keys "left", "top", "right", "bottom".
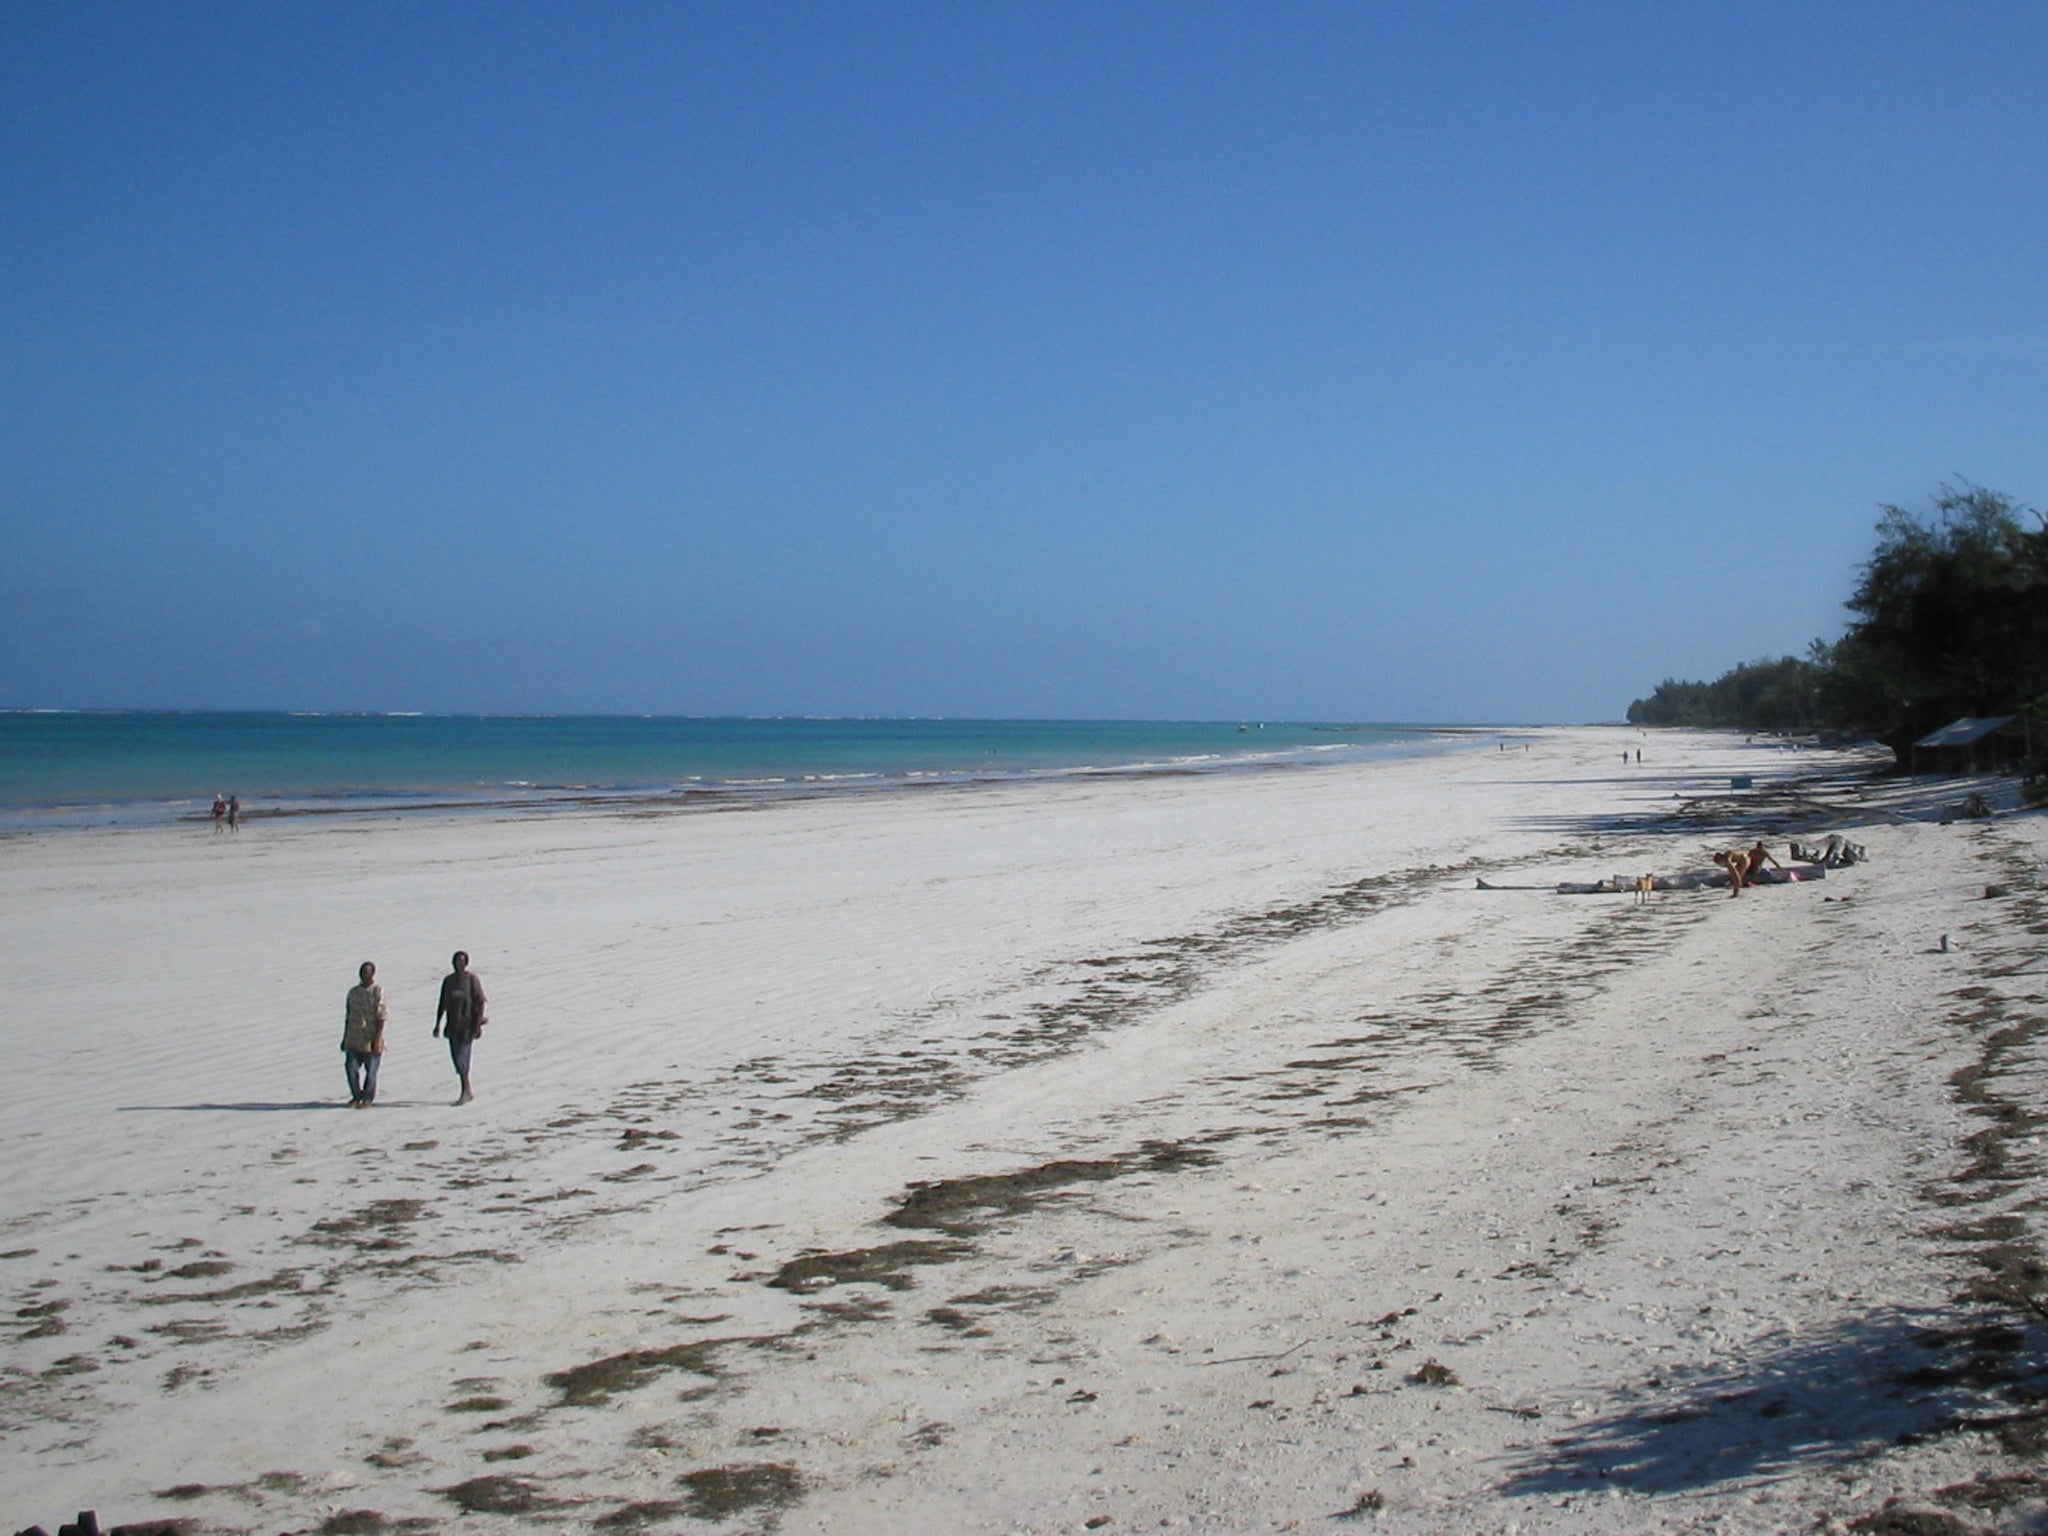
{"left": 434, "top": 951, "right": 486, "bottom": 1106}
{"left": 342, "top": 961, "right": 387, "bottom": 1107}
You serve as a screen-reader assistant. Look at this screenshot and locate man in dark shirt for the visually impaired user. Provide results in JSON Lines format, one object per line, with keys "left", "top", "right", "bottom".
{"left": 433, "top": 950, "right": 487, "bottom": 1106}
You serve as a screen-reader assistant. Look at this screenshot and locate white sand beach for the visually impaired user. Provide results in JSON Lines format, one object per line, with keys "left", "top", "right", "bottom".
{"left": 4, "top": 727, "right": 2047, "bottom": 1536}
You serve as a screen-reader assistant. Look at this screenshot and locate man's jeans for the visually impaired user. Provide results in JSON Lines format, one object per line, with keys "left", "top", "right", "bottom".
{"left": 345, "top": 1049, "right": 381, "bottom": 1104}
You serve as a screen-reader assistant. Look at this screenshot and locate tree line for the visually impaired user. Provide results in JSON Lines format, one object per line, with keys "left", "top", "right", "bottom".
{"left": 1627, "top": 484, "right": 2048, "bottom": 760}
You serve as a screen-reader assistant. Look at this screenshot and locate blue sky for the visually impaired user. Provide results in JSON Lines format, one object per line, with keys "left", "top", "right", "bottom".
{"left": 4, "top": 2, "right": 2044, "bottom": 721}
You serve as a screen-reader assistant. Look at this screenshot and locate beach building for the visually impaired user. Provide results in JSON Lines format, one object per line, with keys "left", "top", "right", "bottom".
{"left": 1910, "top": 714, "right": 2032, "bottom": 773}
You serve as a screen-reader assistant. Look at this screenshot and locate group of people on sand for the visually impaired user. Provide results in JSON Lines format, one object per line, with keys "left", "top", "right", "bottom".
{"left": 1630, "top": 840, "right": 1788, "bottom": 905}
{"left": 209, "top": 793, "right": 240, "bottom": 832}
{"left": 1709, "top": 840, "right": 1785, "bottom": 898}
{"left": 341, "top": 951, "right": 488, "bottom": 1108}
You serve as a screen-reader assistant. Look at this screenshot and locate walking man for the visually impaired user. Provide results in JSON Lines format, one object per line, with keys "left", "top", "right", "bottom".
{"left": 342, "top": 961, "right": 387, "bottom": 1106}
{"left": 434, "top": 950, "right": 487, "bottom": 1106}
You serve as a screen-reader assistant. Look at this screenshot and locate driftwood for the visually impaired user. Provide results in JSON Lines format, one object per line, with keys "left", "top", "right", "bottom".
{"left": 1476, "top": 832, "right": 1866, "bottom": 897}
{"left": 1478, "top": 864, "right": 1831, "bottom": 896}
{"left": 1789, "top": 834, "right": 1866, "bottom": 867}
{"left": 1571, "top": 865, "right": 1827, "bottom": 894}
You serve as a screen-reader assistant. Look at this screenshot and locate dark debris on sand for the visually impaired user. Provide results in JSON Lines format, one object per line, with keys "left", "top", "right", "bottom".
{"left": 12, "top": 1515, "right": 195, "bottom": 1536}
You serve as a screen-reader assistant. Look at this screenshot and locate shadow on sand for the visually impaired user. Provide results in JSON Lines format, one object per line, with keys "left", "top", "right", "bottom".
{"left": 116, "top": 1100, "right": 434, "bottom": 1113}
{"left": 1496, "top": 765, "right": 2032, "bottom": 844}
{"left": 1499, "top": 1305, "right": 2048, "bottom": 1500}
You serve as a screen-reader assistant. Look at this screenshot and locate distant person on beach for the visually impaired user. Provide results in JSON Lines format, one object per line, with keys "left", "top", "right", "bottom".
{"left": 434, "top": 951, "right": 487, "bottom": 1106}
{"left": 1743, "top": 841, "right": 1783, "bottom": 887}
{"left": 1635, "top": 872, "right": 1655, "bottom": 905}
{"left": 227, "top": 795, "right": 240, "bottom": 832}
{"left": 211, "top": 794, "right": 226, "bottom": 833}
{"left": 342, "top": 961, "right": 387, "bottom": 1107}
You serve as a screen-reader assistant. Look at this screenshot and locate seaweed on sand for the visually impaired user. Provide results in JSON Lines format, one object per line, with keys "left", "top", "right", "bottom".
{"left": 678, "top": 1462, "right": 804, "bottom": 1521}
{"left": 884, "top": 1140, "right": 1220, "bottom": 1237}
{"left": 545, "top": 1338, "right": 751, "bottom": 1407}
{"left": 435, "top": 1474, "right": 565, "bottom": 1515}
{"left": 765, "top": 1240, "right": 972, "bottom": 1294}
{"left": 303, "top": 1199, "right": 430, "bottom": 1252}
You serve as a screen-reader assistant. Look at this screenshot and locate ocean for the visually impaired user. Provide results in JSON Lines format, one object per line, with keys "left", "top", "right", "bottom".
{"left": 0, "top": 712, "right": 1487, "bottom": 829}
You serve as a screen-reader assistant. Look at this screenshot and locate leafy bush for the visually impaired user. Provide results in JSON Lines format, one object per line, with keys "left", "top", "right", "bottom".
{"left": 1629, "top": 484, "right": 2048, "bottom": 758}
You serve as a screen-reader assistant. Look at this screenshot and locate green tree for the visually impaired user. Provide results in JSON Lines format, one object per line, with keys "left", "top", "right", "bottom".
{"left": 1829, "top": 484, "right": 2048, "bottom": 754}
{"left": 1626, "top": 678, "right": 1713, "bottom": 726}
{"left": 1627, "top": 654, "right": 1828, "bottom": 731}
{"left": 1627, "top": 484, "right": 2048, "bottom": 763}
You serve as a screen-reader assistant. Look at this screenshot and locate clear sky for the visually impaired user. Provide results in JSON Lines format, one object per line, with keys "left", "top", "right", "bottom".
{"left": 4, "top": 3, "right": 2044, "bottom": 722}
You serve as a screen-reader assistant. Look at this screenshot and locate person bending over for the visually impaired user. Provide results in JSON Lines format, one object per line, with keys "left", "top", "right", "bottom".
{"left": 1711, "top": 849, "right": 1751, "bottom": 897}
{"left": 1743, "top": 841, "right": 1784, "bottom": 887}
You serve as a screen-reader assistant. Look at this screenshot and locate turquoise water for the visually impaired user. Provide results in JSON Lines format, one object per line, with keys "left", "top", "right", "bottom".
{"left": 0, "top": 712, "right": 1480, "bottom": 827}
